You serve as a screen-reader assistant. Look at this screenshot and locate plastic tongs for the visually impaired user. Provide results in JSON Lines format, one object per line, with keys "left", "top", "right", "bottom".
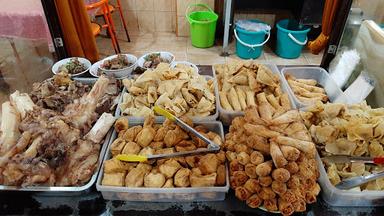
{"left": 115, "top": 106, "right": 220, "bottom": 163}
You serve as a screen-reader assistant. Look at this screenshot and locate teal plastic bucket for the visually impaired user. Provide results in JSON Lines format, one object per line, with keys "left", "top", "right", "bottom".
{"left": 276, "top": 19, "right": 310, "bottom": 59}
{"left": 234, "top": 20, "right": 270, "bottom": 59}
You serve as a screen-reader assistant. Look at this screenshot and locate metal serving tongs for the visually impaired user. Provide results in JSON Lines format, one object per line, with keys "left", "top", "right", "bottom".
{"left": 335, "top": 170, "right": 384, "bottom": 190}
{"left": 322, "top": 155, "right": 384, "bottom": 190}
{"left": 322, "top": 155, "right": 384, "bottom": 165}
{"left": 115, "top": 106, "right": 220, "bottom": 163}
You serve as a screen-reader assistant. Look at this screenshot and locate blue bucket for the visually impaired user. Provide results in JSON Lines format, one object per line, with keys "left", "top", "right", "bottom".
{"left": 276, "top": 19, "right": 311, "bottom": 59}
{"left": 234, "top": 20, "right": 270, "bottom": 59}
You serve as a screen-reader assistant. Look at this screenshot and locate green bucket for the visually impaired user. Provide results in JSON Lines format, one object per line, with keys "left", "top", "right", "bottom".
{"left": 186, "top": 4, "right": 218, "bottom": 48}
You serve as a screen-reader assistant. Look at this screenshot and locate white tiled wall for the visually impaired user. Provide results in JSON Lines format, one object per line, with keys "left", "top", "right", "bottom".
{"left": 117, "top": 0, "right": 177, "bottom": 34}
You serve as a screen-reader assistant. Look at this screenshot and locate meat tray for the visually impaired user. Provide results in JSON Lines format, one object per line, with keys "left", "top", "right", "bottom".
{"left": 115, "top": 75, "right": 219, "bottom": 122}
{"left": 0, "top": 77, "right": 113, "bottom": 193}
{"left": 213, "top": 63, "right": 296, "bottom": 125}
{"left": 96, "top": 120, "right": 230, "bottom": 202}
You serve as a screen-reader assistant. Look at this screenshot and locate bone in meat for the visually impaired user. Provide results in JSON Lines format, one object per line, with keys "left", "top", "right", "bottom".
{"left": 0, "top": 102, "right": 21, "bottom": 155}
{"left": 9, "top": 91, "right": 35, "bottom": 119}
{"left": 84, "top": 112, "right": 115, "bottom": 144}
{"left": 0, "top": 131, "right": 31, "bottom": 167}
{"left": 63, "top": 75, "right": 110, "bottom": 131}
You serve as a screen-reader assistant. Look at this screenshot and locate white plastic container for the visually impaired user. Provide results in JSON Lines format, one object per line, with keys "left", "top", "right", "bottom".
{"left": 115, "top": 75, "right": 218, "bottom": 122}
{"left": 213, "top": 64, "right": 295, "bottom": 125}
{"left": 316, "top": 153, "right": 384, "bottom": 206}
{"left": 96, "top": 121, "right": 229, "bottom": 202}
{"left": 280, "top": 67, "right": 348, "bottom": 109}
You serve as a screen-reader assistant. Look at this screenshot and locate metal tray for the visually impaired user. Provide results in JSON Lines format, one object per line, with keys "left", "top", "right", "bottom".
{"left": 96, "top": 120, "right": 230, "bottom": 202}
{"left": 115, "top": 75, "right": 219, "bottom": 122}
{"left": 0, "top": 77, "right": 114, "bottom": 193}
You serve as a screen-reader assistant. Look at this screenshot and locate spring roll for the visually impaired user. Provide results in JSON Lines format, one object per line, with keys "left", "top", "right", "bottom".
{"left": 264, "top": 198, "right": 278, "bottom": 211}
{"left": 270, "top": 110, "right": 300, "bottom": 125}
{"left": 266, "top": 94, "right": 281, "bottom": 110}
{"left": 244, "top": 178, "right": 261, "bottom": 193}
{"left": 244, "top": 124, "right": 280, "bottom": 138}
{"left": 278, "top": 198, "right": 295, "bottom": 216}
{"left": 259, "top": 187, "right": 276, "bottom": 200}
{"left": 296, "top": 95, "right": 324, "bottom": 104}
{"left": 292, "top": 198, "right": 307, "bottom": 212}
{"left": 235, "top": 86, "right": 247, "bottom": 110}
{"left": 219, "top": 91, "right": 233, "bottom": 111}
{"left": 271, "top": 181, "right": 287, "bottom": 195}
{"left": 257, "top": 92, "right": 274, "bottom": 120}
{"left": 280, "top": 146, "right": 300, "bottom": 161}
{"left": 270, "top": 142, "right": 288, "bottom": 168}
{"left": 247, "top": 70, "right": 261, "bottom": 91}
{"left": 235, "top": 186, "right": 252, "bottom": 201}
{"left": 272, "top": 168, "right": 290, "bottom": 183}
{"left": 228, "top": 87, "right": 242, "bottom": 111}
{"left": 255, "top": 161, "right": 273, "bottom": 177}
{"left": 245, "top": 90, "right": 256, "bottom": 107}
{"left": 228, "top": 74, "right": 248, "bottom": 85}
{"left": 275, "top": 136, "right": 316, "bottom": 154}
{"left": 246, "top": 194, "right": 263, "bottom": 208}
{"left": 247, "top": 135, "right": 270, "bottom": 154}
{"left": 288, "top": 79, "right": 325, "bottom": 93}
{"left": 280, "top": 93, "right": 291, "bottom": 111}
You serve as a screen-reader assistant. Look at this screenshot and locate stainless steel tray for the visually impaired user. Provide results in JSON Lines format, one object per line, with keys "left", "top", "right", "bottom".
{"left": 0, "top": 77, "right": 114, "bottom": 193}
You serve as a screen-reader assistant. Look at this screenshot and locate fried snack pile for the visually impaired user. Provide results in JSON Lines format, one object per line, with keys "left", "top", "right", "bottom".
{"left": 285, "top": 74, "right": 328, "bottom": 104}
{"left": 102, "top": 116, "right": 226, "bottom": 188}
{"left": 302, "top": 101, "right": 384, "bottom": 190}
{"left": 214, "top": 61, "right": 289, "bottom": 112}
{"left": 224, "top": 106, "right": 319, "bottom": 215}
{"left": 120, "top": 63, "right": 215, "bottom": 117}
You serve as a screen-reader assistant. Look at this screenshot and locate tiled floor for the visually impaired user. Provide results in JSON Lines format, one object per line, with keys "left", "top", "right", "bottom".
{"left": 97, "top": 31, "right": 323, "bottom": 65}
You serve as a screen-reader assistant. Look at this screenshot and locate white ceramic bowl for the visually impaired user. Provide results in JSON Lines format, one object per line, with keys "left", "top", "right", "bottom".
{"left": 51, "top": 57, "right": 91, "bottom": 77}
{"left": 99, "top": 54, "right": 137, "bottom": 78}
{"left": 137, "top": 51, "right": 175, "bottom": 69}
{"left": 170, "top": 61, "right": 199, "bottom": 74}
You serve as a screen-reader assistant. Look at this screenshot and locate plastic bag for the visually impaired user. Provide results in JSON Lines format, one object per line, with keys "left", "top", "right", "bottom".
{"left": 235, "top": 20, "right": 271, "bottom": 32}
{"left": 343, "top": 71, "right": 375, "bottom": 104}
{"left": 353, "top": 20, "right": 384, "bottom": 107}
{"left": 329, "top": 49, "right": 360, "bottom": 88}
